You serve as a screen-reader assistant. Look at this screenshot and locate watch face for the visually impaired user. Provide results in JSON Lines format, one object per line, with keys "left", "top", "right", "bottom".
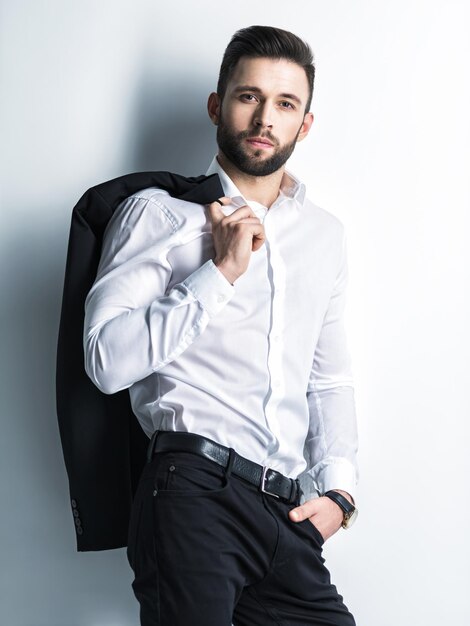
{"left": 342, "top": 508, "right": 359, "bottom": 529}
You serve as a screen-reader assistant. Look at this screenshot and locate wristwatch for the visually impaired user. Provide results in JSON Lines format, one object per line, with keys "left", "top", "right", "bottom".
{"left": 323, "top": 490, "right": 358, "bottom": 529}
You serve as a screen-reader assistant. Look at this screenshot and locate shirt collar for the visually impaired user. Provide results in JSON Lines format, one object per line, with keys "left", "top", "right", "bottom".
{"left": 205, "top": 155, "right": 306, "bottom": 211}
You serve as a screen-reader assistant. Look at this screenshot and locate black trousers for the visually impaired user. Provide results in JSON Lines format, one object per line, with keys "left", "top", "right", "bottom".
{"left": 127, "top": 449, "right": 356, "bottom": 625}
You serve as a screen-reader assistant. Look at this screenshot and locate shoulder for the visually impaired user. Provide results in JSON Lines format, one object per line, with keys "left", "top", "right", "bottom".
{"left": 284, "top": 167, "right": 345, "bottom": 237}
{"left": 302, "top": 196, "right": 346, "bottom": 243}
{"left": 97, "top": 187, "right": 206, "bottom": 274}
{"left": 108, "top": 186, "right": 207, "bottom": 236}
{"left": 303, "top": 196, "right": 345, "bottom": 230}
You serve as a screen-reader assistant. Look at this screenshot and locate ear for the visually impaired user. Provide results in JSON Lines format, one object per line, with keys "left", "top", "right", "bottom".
{"left": 207, "top": 92, "right": 221, "bottom": 125}
{"left": 296, "top": 112, "right": 314, "bottom": 142}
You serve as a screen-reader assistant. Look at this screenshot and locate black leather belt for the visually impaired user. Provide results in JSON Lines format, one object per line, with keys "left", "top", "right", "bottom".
{"left": 146, "top": 430, "right": 301, "bottom": 505}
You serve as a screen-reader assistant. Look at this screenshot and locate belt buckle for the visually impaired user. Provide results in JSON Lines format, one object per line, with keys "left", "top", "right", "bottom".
{"left": 260, "top": 466, "right": 280, "bottom": 499}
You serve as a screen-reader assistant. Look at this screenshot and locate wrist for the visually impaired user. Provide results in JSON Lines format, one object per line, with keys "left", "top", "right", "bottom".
{"left": 214, "top": 259, "right": 239, "bottom": 285}
{"left": 330, "top": 489, "right": 354, "bottom": 506}
{"left": 323, "top": 490, "right": 358, "bottom": 529}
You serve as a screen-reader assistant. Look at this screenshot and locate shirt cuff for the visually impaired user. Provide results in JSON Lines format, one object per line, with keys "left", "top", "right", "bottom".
{"left": 182, "top": 259, "right": 235, "bottom": 317}
{"left": 308, "top": 457, "right": 358, "bottom": 503}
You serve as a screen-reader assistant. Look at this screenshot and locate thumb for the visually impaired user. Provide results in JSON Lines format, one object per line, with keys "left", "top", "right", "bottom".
{"left": 289, "top": 500, "right": 319, "bottom": 523}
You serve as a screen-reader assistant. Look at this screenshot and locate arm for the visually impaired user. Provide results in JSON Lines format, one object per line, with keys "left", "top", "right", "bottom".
{"left": 83, "top": 194, "right": 235, "bottom": 395}
{"left": 290, "top": 227, "right": 359, "bottom": 538}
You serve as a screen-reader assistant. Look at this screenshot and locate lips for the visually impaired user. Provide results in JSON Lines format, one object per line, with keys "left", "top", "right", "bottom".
{"left": 246, "top": 137, "right": 274, "bottom": 148}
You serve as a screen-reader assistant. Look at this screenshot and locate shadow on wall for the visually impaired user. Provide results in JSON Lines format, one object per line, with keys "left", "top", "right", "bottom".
{"left": 125, "top": 71, "right": 219, "bottom": 175}
{"left": 0, "top": 60, "right": 223, "bottom": 625}
{"left": 1, "top": 71, "right": 220, "bottom": 533}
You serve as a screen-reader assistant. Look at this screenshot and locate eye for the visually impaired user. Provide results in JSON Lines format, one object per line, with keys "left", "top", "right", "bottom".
{"left": 240, "top": 94, "right": 258, "bottom": 102}
{"left": 279, "top": 101, "right": 295, "bottom": 110}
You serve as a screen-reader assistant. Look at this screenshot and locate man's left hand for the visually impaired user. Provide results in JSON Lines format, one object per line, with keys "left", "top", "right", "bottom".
{"left": 288, "top": 489, "right": 353, "bottom": 542}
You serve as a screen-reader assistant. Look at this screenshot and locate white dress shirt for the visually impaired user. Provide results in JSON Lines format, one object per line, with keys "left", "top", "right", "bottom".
{"left": 83, "top": 155, "right": 359, "bottom": 502}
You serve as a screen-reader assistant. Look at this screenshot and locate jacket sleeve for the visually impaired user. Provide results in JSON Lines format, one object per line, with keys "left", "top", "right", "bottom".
{"left": 303, "top": 227, "right": 359, "bottom": 502}
{"left": 83, "top": 194, "right": 234, "bottom": 394}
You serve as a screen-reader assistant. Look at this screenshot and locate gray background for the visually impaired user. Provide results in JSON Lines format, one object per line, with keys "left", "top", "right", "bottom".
{"left": 1, "top": 1, "right": 469, "bottom": 624}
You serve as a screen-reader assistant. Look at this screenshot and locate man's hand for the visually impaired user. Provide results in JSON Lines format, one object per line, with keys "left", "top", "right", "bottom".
{"left": 206, "top": 197, "right": 266, "bottom": 284}
{"left": 289, "top": 490, "right": 354, "bottom": 542}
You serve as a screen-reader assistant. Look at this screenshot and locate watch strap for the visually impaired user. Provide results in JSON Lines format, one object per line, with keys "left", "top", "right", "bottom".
{"left": 323, "top": 490, "right": 355, "bottom": 515}
{"left": 323, "top": 490, "right": 358, "bottom": 529}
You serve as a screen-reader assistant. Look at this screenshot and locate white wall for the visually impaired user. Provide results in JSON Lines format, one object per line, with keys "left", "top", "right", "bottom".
{"left": 1, "top": 1, "right": 469, "bottom": 624}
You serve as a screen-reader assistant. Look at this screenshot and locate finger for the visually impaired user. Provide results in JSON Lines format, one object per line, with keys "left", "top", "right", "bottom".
{"left": 223, "top": 205, "right": 257, "bottom": 222}
{"left": 251, "top": 225, "right": 266, "bottom": 251}
{"left": 225, "top": 219, "right": 264, "bottom": 238}
{"left": 252, "top": 232, "right": 266, "bottom": 251}
{"left": 215, "top": 196, "right": 232, "bottom": 205}
{"left": 289, "top": 499, "right": 321, "bottom": 522}
{"left": 226, "top": 220, "right": 265, "bottom": 250}
{"left": 207, "top": 199, "right": 257, "bottom": 222}
{"left": 206, "top": 197, "right": 233, "bottom": 224}
{"left": 229, "top": 217, "right": 262, "bottom": 225}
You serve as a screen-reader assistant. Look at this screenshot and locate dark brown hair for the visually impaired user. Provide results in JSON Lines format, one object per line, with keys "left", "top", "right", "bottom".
{"left": 217, "top": 25, "right": 315, "bottom": 113}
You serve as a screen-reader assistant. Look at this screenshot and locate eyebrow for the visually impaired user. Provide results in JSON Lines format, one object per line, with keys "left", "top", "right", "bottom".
{"left": 233, "top": 85, "right": 303, "bottom": 106}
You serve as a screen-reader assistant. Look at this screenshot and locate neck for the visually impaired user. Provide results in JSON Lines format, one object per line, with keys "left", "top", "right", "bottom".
{"left": 217, "top": 152, "right": 284, "bottom": 209}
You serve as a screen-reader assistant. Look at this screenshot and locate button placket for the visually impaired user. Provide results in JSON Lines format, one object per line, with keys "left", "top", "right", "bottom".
{"left": 263, "top": 218, "right": 286, "bottom": 440}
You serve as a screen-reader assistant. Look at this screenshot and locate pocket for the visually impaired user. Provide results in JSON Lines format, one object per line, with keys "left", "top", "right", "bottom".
{"left": 152, "top": 452, "right": 230, "bottom": 498}
{"left": 302, "top": 518, "right": 325, "bottom": 546}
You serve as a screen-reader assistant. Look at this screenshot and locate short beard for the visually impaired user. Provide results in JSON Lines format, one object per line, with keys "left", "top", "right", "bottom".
{"left": 216, "top": 118, "right": 302, "bottom": 177}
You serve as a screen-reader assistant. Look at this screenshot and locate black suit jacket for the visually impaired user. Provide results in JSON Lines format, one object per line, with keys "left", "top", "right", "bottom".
{"left": 56, "top": 170, "right": 224, "bottom": 551}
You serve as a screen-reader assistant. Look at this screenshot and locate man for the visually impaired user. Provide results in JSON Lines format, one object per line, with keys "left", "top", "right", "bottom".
{"left": 84, "top": 24, "right": 359, "bottom": 626}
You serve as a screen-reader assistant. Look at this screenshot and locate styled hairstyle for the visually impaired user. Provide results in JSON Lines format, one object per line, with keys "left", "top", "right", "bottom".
{"left": 217, "top": 25, "right": 315, "bottom": 113}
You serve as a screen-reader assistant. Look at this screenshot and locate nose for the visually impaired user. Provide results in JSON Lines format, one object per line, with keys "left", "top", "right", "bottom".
{"left": 253, "top": 102, "right": 273, "bottom": 129}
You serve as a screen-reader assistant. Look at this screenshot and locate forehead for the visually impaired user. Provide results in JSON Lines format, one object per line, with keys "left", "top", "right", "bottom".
{"left": 227, "top": 56, "right": 309, "bottom": 104}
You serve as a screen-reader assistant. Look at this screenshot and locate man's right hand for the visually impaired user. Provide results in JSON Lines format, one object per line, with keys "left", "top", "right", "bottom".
{"left": 206, "top": 197, "right": 266, "bottom": 285}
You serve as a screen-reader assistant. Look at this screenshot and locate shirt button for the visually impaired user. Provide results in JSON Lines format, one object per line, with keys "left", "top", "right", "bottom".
{"left": 273, "top": 335, "right": 280, "bottom": 342}
{"left": 217, "top": 294, "right": 226, "bottom": 303}
{"left": 273, "top": 380, "right": 281, "bottom": 388}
